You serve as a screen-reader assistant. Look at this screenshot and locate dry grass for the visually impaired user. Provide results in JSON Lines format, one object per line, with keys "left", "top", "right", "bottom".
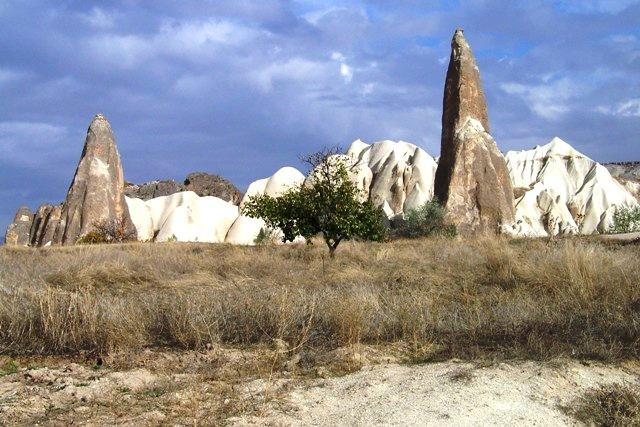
{"left": 571, "top": 383, "right": 640, "bottom": 426}
{"left": 1, "top": 237, "right": 639, "bottom": 361}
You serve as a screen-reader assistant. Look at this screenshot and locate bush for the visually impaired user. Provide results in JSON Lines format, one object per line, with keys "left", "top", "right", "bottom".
{"left": 77, "top": 218, "right": 137, "bottom": 245}
{"left": 254, "top": 227, "right": 279, "bottom": 245}
{"left": 609, "top": 206, "right": 640, "bottom": 234}
{"left": 572, "top": 384, "right": 640, "bottom": 426}
{"left": 399, "top": 199, "right": 456, "bottom": 238}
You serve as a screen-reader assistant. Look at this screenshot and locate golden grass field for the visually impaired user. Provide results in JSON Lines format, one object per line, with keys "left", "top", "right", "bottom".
{"left": 1, "top": 236, "right": 639, "bottom": 361}
{"left": 1, "top": 237, "right": 640, "bottom": 424}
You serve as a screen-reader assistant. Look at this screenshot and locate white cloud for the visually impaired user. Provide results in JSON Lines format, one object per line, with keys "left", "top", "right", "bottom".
{"left": 252, "top": 58, "right": 328, "bottom": 92}
{"left": 332, "top": 51, "right": 353, "bottom": 83}
{"left": 85, "top": 19, "right": 262, "bottom": 68}
{"left": 597, "top": 98, "right": 640, "bottom": 117}
{"left": 80, "top": 7, "right": 115, "bottom": 29}
{"left": 501, "top": 78, "right": 581, "bottom": 120}
{"left": 340, "top": 63, "right": 353, "bottom": 83}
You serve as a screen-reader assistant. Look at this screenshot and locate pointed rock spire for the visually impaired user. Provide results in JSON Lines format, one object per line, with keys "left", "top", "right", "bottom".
{"left": 53, "top": 114, "right": 136, "bottom": 244}
{"left": 4, "top": 206, "right": 34, "bottom": 246}
{"left": 434, "top": 29, "right": 515, "bottom": 235}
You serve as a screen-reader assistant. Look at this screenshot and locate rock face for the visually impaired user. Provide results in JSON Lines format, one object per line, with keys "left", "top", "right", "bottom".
{"left": 53, "top": 114, "right": 136, "bottom": 245}
{"left": 126, "top": 166, "right": 305, "bottom": 245}
{"left": 125, "top": 180, "right": 183, "bottom": 201}
{"left": 433, "top": 29, "right": 515, "bottom": 235}
{"left": 4, "top": 207, "right": 33, "bottom": 246}
{"left": 125, "top": 172, "right": 242, "bottom": 204}
{"left": 346, "top": 139, "right": 438, "bottom": 217}
{"left": 506, "top": 138, "right": 638, "bottom": 236}
{"left": 184, "top": 172, "right": 243, "bottom": 204}
{"left": 29, "top": 204, "right": 62, "bottom": 246}
{"left": 226, "top": 167, "right": 306, "bottom": 244}
{"left": 604, "top": 162, "right": 640, "bottom": 200}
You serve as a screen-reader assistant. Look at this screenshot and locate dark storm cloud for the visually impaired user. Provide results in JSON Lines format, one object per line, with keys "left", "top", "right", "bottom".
{"left": 1, "top": 0, "right": 639, "bottom": 233}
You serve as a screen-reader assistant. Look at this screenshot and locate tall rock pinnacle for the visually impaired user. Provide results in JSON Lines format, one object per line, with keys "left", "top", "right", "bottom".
{"left": 433, "top": 29, "right": 515, "bottom": 235}
{"left": 53, "top": 114, "right": 136, "bottom": 244}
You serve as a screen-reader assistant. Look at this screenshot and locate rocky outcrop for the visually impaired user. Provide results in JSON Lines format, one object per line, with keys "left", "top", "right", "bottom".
{"left": 433, "top": 29, "right": 515, "bottom": 235}
{"left": 125, "top": 180, "right": 183, "bottom": 201}
{"left": 506, "top": 138, "right": 638, "bottom": 236}
{"left": 125, "top": 166, "right": 305, "bottom": 245}
{"left": 53, "top": 114, "right": 136, "bottom": 245}
{"left": 184, "top": 172, "right": 242, "bottom": 204}
{"left": 4, "top": 207, "right": 33, "bottom": 246}
{"left": 604, "top": 162, "right": 640, "bottom": 200}
{"left": 125, "top": 172, "right": 242, "bottom": 204}
{"left": 29, "top": 204, "right": 62, "bottom": 246}
{"left": 346, "top": 139, "right": 437, "bottom": 218}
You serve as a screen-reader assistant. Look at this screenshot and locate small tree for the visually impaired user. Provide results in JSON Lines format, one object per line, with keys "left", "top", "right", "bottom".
{"left": 398, "top": 199, "right": 457, "bottom": 238}
{"left": 243, "top": 148, "right": 387, "bottom": 256}
{"left": 608, "top": 205, "right": 640, "bottom": 234}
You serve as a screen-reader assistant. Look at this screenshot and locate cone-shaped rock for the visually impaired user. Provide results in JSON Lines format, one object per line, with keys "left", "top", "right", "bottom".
{"left": 434, "top": 29, "right": 515, "bottom": 235}
{"left": 53, "top": 114, "right": 136, "bottom": 244}
{"left": 4, "top": 206, "right": 34, "bottom": 246}
{"left": 29, "top": 203, "right": 62, "bottom": 246}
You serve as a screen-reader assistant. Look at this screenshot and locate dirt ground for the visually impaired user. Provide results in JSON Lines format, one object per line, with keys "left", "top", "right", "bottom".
{"left": 1, "top": 346, "right": 638, "bottom": 426}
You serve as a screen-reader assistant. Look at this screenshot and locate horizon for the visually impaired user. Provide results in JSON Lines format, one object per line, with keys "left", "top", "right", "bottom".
{"left": 1, "top": 1, "right": 639, "bottom": 233}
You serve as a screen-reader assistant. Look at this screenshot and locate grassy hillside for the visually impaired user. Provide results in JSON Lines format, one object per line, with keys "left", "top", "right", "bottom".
{"left": 1, "top": 237, "right": 639, "bottom": 361}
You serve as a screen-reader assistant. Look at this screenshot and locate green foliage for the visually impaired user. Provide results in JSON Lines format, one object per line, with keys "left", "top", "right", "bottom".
{"left": 609, "top": 205, "right": 640, "bottom": 234}
{"left": 77, "top": 230, "right": 109, "bottom": 245}
{"left": 243, "top": 150, "right": 387, "bottom": 255}
{"left": 399, "top": 199, "right": 457, "bottom": 238}
{"left": 0, "top": 359, "right": 19, "bottom": 377}
{"left": 254, "top": 227, "right": 279, "bottom": 245}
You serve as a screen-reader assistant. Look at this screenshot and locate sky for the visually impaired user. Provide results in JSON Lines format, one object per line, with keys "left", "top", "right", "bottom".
{"left": 1, "top": 0, "right": 639, "bottom": 234}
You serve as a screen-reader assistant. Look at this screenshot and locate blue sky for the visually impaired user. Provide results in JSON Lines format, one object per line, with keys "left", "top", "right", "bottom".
{"left": 1, "top": 0, "right": 639, "bottom": 233}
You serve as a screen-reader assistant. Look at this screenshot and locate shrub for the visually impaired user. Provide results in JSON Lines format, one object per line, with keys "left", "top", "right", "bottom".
{"left": 609, "top": 206, "right": 640, "bottom": 234}
{"left": 78, "top": 217, "right": 137, "bottom": 244}
{"left": 399, "top": 199, "right": 456, "bottom": 238}
{"left": 572, "top": 384, "right": 640, "bottom": 426}
{"left": 254, "top": 227, "right": 279, "bottom": 245}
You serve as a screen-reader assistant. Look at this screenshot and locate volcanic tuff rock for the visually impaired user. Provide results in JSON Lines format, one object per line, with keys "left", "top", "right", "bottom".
{"left": 126, "top": 166, "right": 305, "bottom": 244}
{"left": 4, "top": 206, "right": 33, "bottom": 246}
{"left": 125, "top": 173, "right": 242, "bottom": 204}
{"left": 434, "top": 29, "right": 515, "bottom": 235}
{"left": 53, "top": 114, "right": 136, "bottom": 245}
{"left": 347, "top": 139, "right": 437, "bottom": 217}
{"left": 184, "top": 172, "right": 243, "bottom": 204}
{"left": 29, "top": 204, "right": 62, "bottom": 246}
{"left": 125, "top": 180, "right": 184, "bottom": 201}
{"left": 604, "top": 162, "right": 640, "bottom": 200}
{"left": 506, "top": 138, "right": 638, "bottom": 236}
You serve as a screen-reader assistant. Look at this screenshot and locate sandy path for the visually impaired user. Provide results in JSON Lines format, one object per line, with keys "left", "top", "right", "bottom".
{"left": 234, "top": 360, "right": 640, "bottom": 426}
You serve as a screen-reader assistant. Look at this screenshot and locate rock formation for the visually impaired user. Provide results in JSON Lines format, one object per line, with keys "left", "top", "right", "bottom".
{"left": 433, "top": 29, "right": 515, "bottom": 235}
{"left": 125, "top": 172, "right": 242, "bottom": 204}
{"left": 346, "top": 139, "right": 437, "bottom": 217}
{"left": 506, "top": 138, "right": 638, "bottom": 236}
{"left": 184, "top": 172, "right": 243, "bottom": 204}
{"left": 4, "top": 207, "right": 33, "bottom": 246}
{"left": 126, "top": 166, "right": 305, "bottom": 245}
{"left": 53, "top": 114, "right": 136, "bottom": 245}
{"left": 125, "top": 180, "right": 184, "bottom": 201}
{"left": 604, "top": 162, "right": 640, "bottom": 200}
{"left": 29, "top": 204, "right": 62, "bottom": 246}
